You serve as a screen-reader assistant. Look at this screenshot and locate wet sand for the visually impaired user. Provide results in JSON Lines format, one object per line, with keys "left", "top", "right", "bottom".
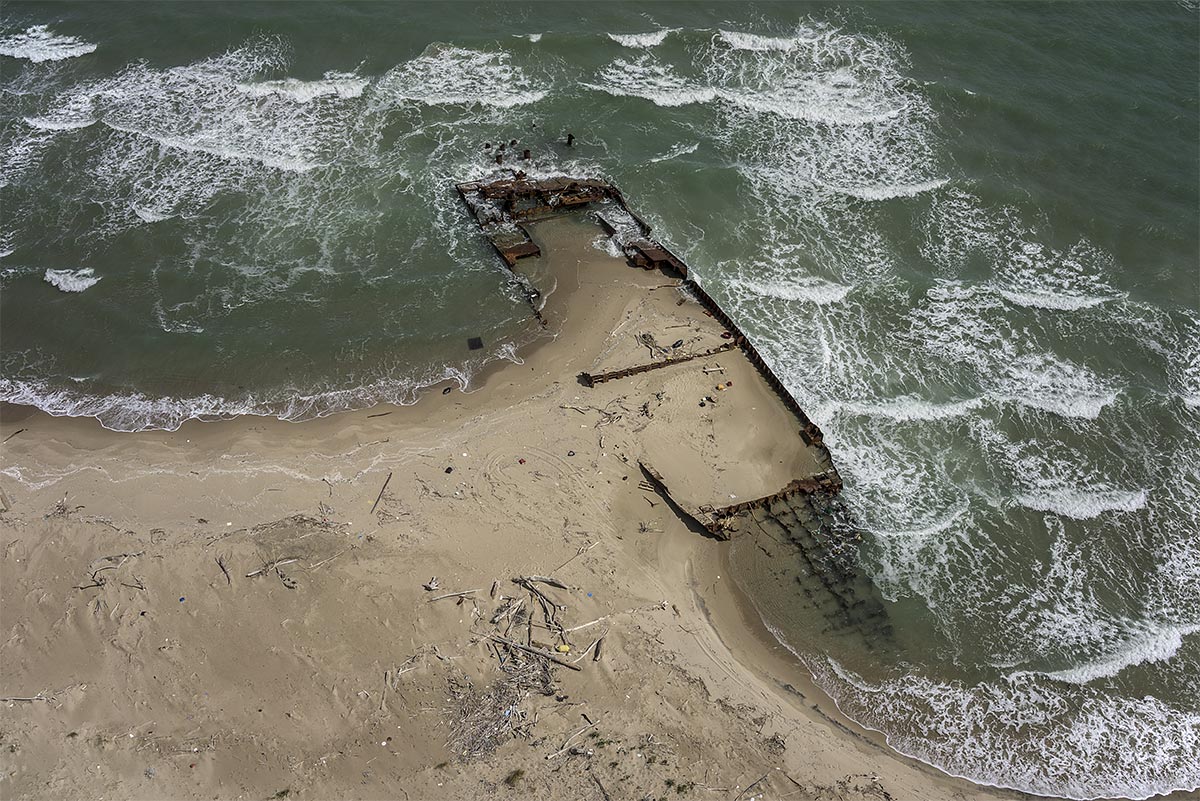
{"left": 0, "top": 214, "right": 1035, "bottom": 800}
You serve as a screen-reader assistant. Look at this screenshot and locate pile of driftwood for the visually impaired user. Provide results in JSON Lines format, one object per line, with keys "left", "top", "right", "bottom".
{"left": 438, "top": 574, "right": 608, "bottom": 762}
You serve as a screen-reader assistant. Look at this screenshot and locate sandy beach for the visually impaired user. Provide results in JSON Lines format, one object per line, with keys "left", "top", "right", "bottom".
{"left": 2, "top": 209, "right": 1041, "bottom": 801}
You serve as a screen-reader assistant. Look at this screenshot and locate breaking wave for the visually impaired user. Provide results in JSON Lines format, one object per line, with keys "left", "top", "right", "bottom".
{"left": 1032, "top": 623, "right": 1200, "bottom": 685}
{"left": 729, "top": 275, "right": 853, "bottom": 305}
{"left": 237, "top": 70, "right": 368, "bottom": 103}
{"left": 1016, "top": 487, "right": 1148, "bottom": 520}
{"left": 0, "top": 24, "right": 96, "bottom": 63}
{"left": 608, "top": 29, "right": 674, "bottom": 48}
{"left": 585, "top": 55, "right": 715, "bottom": 107}
{"left": 44, "top": 268, "right": 101, "bottom": 293}
{"left": 373, "top": 45, "right": 547, "bottom": 108}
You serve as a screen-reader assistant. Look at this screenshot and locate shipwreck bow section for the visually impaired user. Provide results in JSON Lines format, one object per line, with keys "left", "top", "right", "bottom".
{"left": 456, "top": 175, "right": 842, "bottom": 539}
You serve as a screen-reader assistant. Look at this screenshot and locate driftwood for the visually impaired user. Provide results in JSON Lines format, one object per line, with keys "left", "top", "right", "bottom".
{"left": 246, "top": 557, "right": 298, "bottom": 578}
{"left": 733, "top": 773, "right": 770, "bottom": 801}
{"left": 428, "top": 589, "right": 481, "bottom": 603}
{"left": 517, "top": 574, "right": 569, "bottom": 590}
{"left": 545, "top": 717, "right": 599, "bottom": 758}
{"left": 370, "top": 471, "right": 393, "bottom": 514}
{"left": 488, "top": 635, "right": 581, "bottom": 671}
{"left": 551, "top": 541, "right": 597, "bottom": 572}
{"left": 2, "top": 428, "right": 27, "bottom": 444}
{"left": 215, "top": 555, "right": 232, "bottom": 585}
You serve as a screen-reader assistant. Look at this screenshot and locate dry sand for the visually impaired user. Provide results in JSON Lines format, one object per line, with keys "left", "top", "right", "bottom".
{"left": 0, "top": 214, "right": 1038, "bottom": 800}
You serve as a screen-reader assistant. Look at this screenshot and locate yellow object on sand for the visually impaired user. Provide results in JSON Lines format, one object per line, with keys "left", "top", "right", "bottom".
{"left": 716, "top": 383, "right": 726, "bottom": 391}
{"left": 555, "top": 644, "right": 571, "bottom": 653}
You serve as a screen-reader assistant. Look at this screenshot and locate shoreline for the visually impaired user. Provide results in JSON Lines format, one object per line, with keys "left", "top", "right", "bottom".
{"left": 0, "top": 210, "right": 1054, "bottom": 800}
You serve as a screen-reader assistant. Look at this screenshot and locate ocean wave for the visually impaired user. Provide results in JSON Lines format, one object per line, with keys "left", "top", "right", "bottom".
{"left": 608, "top": 29, "right": 674, "bottom": 48}
{"left": 648, "top": 141, "right": 699, "bottom": 163}
{"left": 101, "top": 119, "right": 326, "bottom": 173}
{"left": 131, "top": 204, "right": 175, "bottom": 223}
{"left": 236, "top": 70, "right": 369, "bottom": 103}
{"left": 728, "top": 275, "right": 853, "bottom": 305}
{"left": 23, "top": 113, "right": 96, "bottom": 131}
{"left": 831, "top": 177, "right": 949, "bottom": 201}
{"left": 44, "top": 268, "right": 101, "bottom": 293}
{"left": 373, "top": 45, "right": 547, "bottom": 109}
{"left": 1026, "top": 623, "right": 1200, "bottom": 685}
{"left": 0, "top": 24, "right": 96, "bottom": 63}
{"left": 997, "top": 287, "right": 1123, "bottom": 311}
{"left": 723, "top": 82, "right": 911, "bottom": 125}
{"left": 995, "top": 238, "right": 1125, "bottom": 311}
{"left": 717, "top": 29, "right": 801, "bottom": 52}
{"left": 833, "top": 395, "right": 985, "bottom": 421}
{"left": 1016, "top": 487, "right": 1147, "bottom": 520}
{"left": 585, "top": 55, "right": 715, "bottom": 107}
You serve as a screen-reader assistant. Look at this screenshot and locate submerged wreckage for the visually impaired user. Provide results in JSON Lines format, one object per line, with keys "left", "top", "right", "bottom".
{"left": 456, "top": 175, "right": 841, "bottom": 538}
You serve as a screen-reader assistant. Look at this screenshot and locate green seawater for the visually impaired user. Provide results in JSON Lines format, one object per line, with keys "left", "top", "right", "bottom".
{"left": 2, "top": 3, "right": 1197, "bottom": 797}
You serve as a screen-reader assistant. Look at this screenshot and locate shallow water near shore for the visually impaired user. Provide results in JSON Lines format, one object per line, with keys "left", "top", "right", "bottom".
{"left": 2, "top": 2, "right": 1198, "bottom": 798}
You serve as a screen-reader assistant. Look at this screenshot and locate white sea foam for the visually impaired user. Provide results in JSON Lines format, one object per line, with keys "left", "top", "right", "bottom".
{"left": 1016, "top": 487, "right": 1147, "bottom": 520}
{"left": 608, "top": 29, "right": 674, "bottom": 48}
{"left": 817, "top": 659, "right": 1200, "bottom": 800}
{"left": 43, "top": 268, "right": 101, "bottom": 292}
{"left": 373, "top": 45, "right": 547, "bottom": 108}
{"left": 237, "top": 71, "right": 368, "bottom": 103}
{"left": 0, "top": 24, "right": 96, "bottom": 63}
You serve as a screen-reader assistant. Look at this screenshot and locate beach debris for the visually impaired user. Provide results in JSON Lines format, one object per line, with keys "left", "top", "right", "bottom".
{"left": 518, "top": 458, "right": 526, "bottom": 464}
{"left": 445, "top": 466, "right": 454, "bottom": 474}
{"left": 423, "top": 577, "right": 441, "bottom": 591}
{"left": 366, "top": 410, "right": 391, "bottom": 419}
{"left": 2, "top": 427, "right": 27, "bottom": 444}
{"left": 546, "top": 716, "right": 599, "bottom": 759}
{"left": 370, "top": 471, "right": 393, "bottom": 514}
{"left": 672, "top": 339, "right": 684, "bottom": 349}
{"left": 442, "top": 386, "right": 453, "bottom": 395}
{"left": 427, "top": 589, "right": 481, "bottom": 603}
{"left": 467, "top": 336, "right": 484, "bottom": 350}
{"left": 445, "top": 659, "right": 549, "bottom": 761}
{"left": 567, "top": 450, "right": 575, "bottom": 457}
{"left": 215, "top": 554, "right": 232, "bottom": 585}
{"left": 488, "top": 635, "right": 580, "bottom": 671}
{"left": 566, "top": 133, "right": 575, "bottom": 146}
{"left": 44, "top": 494, "right": 81, "bottom": 519}
{"left": 551, "top": 540, "right": 597, "bottom": 572}
{"left": 490, "top": 579, "right": 500, "bottom": 599}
